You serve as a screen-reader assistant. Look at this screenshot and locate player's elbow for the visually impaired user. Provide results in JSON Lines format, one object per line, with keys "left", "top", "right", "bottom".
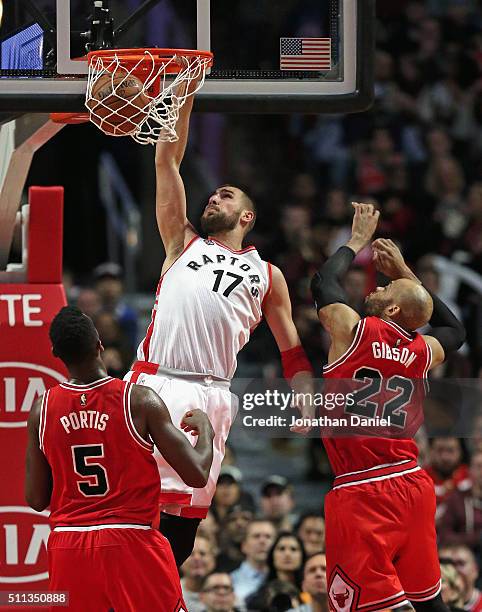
{"left": 185, "top": 468, "right": 209, "bottom": 488}
{"left": 25, "top": 492, "right": 49, "bottom": 513}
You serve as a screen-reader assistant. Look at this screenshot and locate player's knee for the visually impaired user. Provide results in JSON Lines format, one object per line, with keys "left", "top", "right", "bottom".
{"left": 410, "top": 594, "right": 449, "bottom": 612}
{"left": 159, "top": 513, "right": 201, "bottom": 567}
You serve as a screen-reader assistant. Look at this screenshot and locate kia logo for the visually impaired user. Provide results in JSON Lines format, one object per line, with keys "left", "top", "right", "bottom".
{"left": 0, "top": 506, "right": 50, "bottom": 584}
{"left": 0, "top": 362, "right": 65, "bottom": 428}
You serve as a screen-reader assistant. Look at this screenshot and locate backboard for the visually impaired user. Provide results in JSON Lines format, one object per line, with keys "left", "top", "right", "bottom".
{"left": 0, "top": 0, "right": 374, "bottom": 114}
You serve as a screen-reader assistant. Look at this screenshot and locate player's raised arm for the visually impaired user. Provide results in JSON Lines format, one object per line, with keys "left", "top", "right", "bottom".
{"left": 154, "top": 82, "right": 198, "bottom": 262}
{"left": 372, "top": 238, "right": 466, "bottom": 369}
{"left": 311, "top": 203, "right": 379, "bottom": 363}
{"left": 130, "top": 385, "right": 214, "bottom": 488}
{"left": 25, "top": 397, "right": 52, "bottom": 512}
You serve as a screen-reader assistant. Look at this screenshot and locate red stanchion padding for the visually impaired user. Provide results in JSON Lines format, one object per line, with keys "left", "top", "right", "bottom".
{"left": 27, "top": 187, "right": 64, "bottom": 284}
{"left": 0, "top": 284, "right": 67, "bottom": 596}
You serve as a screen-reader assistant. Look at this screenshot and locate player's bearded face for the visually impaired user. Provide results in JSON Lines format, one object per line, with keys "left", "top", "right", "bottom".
{"left": 365, "top": 290, "right": 393, "bottom": 318}
{"left": 201, "top": 207, "right": 241, "bottom": 234}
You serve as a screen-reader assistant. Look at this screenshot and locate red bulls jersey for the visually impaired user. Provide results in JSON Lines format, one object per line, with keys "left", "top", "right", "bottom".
{"left": 323, "top": 316, "right": 432, "bottom": 485}
{"left": 39, "top": 377, "right": 161, "bottom": 528}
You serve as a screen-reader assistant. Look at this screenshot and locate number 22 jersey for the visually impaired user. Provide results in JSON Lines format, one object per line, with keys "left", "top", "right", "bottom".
{"left": 39, "top": 377, "right": 161, "bottom": 528}
{"left": 322, "top": 316, "right": 432, "bottom": 483}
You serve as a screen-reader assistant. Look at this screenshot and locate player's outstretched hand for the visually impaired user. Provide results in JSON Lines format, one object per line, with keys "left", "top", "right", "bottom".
{"left": 372, "top": 238, "right": 419, "bottom": 282}
{"left": 180, "top": 409, "right": 214, "bottom": 437}
{"left": 347, "top": 202, "right": 380, "bottom": 254}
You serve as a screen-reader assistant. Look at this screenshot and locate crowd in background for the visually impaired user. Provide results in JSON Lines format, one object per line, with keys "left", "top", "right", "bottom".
{"left": 30, "top": 0, "right": 482, "bottom": 610}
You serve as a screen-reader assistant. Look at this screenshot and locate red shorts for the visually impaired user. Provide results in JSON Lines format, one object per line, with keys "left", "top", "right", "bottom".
{"left": 325, "top": 469, "right": 441, "bottom": 612}
{"left": 48, "top": 526, "right": 186, "bottom": 612}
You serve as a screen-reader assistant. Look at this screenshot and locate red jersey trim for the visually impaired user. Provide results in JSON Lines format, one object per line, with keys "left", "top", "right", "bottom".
{"left": 140, "top": 235, "right": 199, "bottom": 361}
{"left": 60, "top": 377, "right": 113, "bottom": 391}
{"left": 208, "top": 237, "right": 257, "bottom": 254}
{"left": 323, "top": 318, "right": 366, "bottom": 374}
{"left": 38, "top": 390, "right": 49, "bottom": 453}
{"left": 159, "top": 492, "right": 193, "bottom": 506}
{"left": 122, "top": 383, "right": 153, "bottom": 452}
{"left": 261, "top": 261, "right": 273, "bottom": 310}
{"left": 333, "top": 460, "right": 420, "bottom": 489}
{"left": 358, "top": 593, "right": 409, "bottom": 612}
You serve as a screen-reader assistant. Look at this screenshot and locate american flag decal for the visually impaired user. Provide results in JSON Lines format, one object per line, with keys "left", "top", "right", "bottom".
{"left": 280, "top": 37, "right": 331, "bottom": 71}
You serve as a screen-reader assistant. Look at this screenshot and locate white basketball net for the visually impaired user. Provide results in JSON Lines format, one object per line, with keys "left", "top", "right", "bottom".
{"left": 85, "top": 50, "right": 211, "bottom": 145}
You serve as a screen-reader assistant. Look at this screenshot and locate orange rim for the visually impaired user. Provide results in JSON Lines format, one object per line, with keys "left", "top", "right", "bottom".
{"left": 86, "top": 48, "right": 213, "bottom": 76}
{"left": 50, "top": 112, "right": 90, "bottom": 125}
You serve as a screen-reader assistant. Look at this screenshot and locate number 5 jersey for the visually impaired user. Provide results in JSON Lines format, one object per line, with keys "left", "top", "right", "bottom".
{"left": 39, "top": 378, "right": 160, "bottom": 528}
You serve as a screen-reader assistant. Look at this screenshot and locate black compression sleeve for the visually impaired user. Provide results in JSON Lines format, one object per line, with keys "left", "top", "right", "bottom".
{"left": 311, "top": 246, "right": 356, "bottom": 312}
{"left": 427, "top": 290, "right": 466, "bottom": 353}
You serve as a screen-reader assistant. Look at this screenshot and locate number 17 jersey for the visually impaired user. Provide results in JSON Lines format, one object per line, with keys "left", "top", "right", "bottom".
{"left": 137, "top": 236, "right": 271, "bottom": 379}
{"left": 322, "top": 316, "right": 432, "bottom": 480}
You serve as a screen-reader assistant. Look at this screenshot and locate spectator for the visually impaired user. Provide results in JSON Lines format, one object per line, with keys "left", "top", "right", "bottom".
{"left": 199, "top": 573, "right": 239, "bottom": 612}
{"left": 289, "top": 553, "right": 328, "bottom": 612}
{"left": 216, "top": 504, "right": 255, "bottom": 573}
{"left": 438, "top": 451, "right": 482, "bottom": 554}
{"left": 231, "top": 519, "right": 277, "bottom": 604}
{"left": 211, "top": 466, "right": 255, "bottom": 523}
{"left": 439, "top": 558, "right": 466, "bottom": 611}
{"left": 181, "top": 535, "right": 216, "bottom": 612}
{"left": 94, "top": 311, "right": 133, "bottom": 374}
{"left": 439, "top": 545, "right": 482, "bottom": 612}
{"left": 295, "top": 514, "right": 325, "bottom": 556}
{"left": 425, "top": 437, "right": 470, "bottom": 511}
{"left": 93, "top": 262, "right": 138, "bottom": 351}
{"left": 247, "top": 532, "right": 306, "bottom": 610}
{"left": 260, "top": 476, "right": 297, "bottom": 531}
{"left": 75, "top": 288, "right": 101, "bottom": 319}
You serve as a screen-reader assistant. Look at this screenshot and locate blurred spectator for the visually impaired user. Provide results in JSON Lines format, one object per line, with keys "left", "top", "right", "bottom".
{"left": 439, "top": 545, "right": 482, "bottom": 612}
{"left": 76, "top": 288, "right": 101, "bottom": 319}
{"left": 231, "top": 519, "right": 277, "bottom": 605}
{"left": 295, "top": 514, "right": 325, "bottom": 556}
{"left": 93, "top": 262, "right": 138, "bottom": 351}
{"left": 216, "top": 504, "right": 255, "bottom": 573}
{"left": 101, "top": 346, "right": 126, "bottom": 378}
{"left": 260, "top": 476, "right": 297, "bottom": 531}
{"left": 199, "top": 573, "right": 239, "bottom": 612}
{"left": 181, "top": 535, "right": 216, "bottom": 612}
{"left": 247, "top": 532, "right": 306, "bottom": 610}
{"left": 94, "top": 311, "right": 133, "bottom": 375}
{"left": 211, "top": 466, "right": 255, "bottom": 523}
{"left": 425, "top": 437, "right": 470, "bottom": 512}
{"left": 439, "top": 558, "right": 466, "bottom": 611}
{"left": 198, "top": 512, "right": 220, "bottom": 551}
{"left": 257, "top": 580, "right": 302, "bottom": 612}
{"left": 438, "top": 451, "right": 482, "bottom": 554}
{"left": 289, "top": 553, "right": 328, "bottom": 612}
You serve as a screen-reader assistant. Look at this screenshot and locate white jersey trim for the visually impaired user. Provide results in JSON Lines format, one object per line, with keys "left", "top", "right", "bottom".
{"left": 123, "top": 383, "right": 153, "bottom": 452}
{"left": 358, "top": 590, "right": 405, "bottom": 609}
{"left": 335, "top": 459, "right": 412, "bottom": 479}
{"left": 332, "top": 466, "right": 421, "bottom": 490}
{"left": 54, "top": 523, "right": 151, "bottom": 532}
{"left": 38, "top": 390, "right": 49, "bottom": 453}
{"left": 60, "top": 377, "right": 113, "bottom": 391}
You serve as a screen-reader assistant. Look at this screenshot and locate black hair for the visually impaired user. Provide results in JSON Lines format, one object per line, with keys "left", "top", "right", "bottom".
{"left": 49, "top": 306, "right": 99, "bottom": 365}
{"left": 294, "top": 511, "right": 325, "bottom": 533}
{"left": 266, "top": 531, "right": 307, "bottom": 591}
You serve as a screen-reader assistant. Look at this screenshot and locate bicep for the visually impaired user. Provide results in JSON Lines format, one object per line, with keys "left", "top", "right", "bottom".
{"left": 263, "top": 265, "right": 301, "bottom": 351}
{"left": 155, "top": 161, "right": 191, "bottom": 255}
{"left": 318, "top": 303, "right": 360, "bottom": 360}
{"left": 422, "top": 335, "right": 445, "bottom": 369}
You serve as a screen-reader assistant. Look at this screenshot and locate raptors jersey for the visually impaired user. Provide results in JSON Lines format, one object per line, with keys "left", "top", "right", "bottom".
{"left": 323, "top": 316, "right": 432, "bottom": 481}
{"left": 137, "top": 236, "right": 271, "bottom": 379}
{"left": 39, "top": 377, "right": 161, "bottom": 528}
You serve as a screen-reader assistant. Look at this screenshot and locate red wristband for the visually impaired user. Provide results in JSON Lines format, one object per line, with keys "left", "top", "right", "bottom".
{"left": 281, "top": 346, "right": 313, "bottom": 381}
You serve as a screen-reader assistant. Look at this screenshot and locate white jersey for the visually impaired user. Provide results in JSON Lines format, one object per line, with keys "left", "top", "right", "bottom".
{"left": 136, "top": 236, "right": 272, "bottom": 379}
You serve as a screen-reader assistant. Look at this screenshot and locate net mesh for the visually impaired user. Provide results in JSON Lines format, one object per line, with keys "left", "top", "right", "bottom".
{"left": 85, "top": 49, "right": 212, "bottom": 145}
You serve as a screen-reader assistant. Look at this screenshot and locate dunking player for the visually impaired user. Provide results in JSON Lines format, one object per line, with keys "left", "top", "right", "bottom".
{"left": 310, "top": 204, "right": 465, "bottom": 612}
{"left": 25, "top": 306, "right": 214, "bottom": 612}
{"left": 124, "top": 88, "right": 313, "bottom": 565}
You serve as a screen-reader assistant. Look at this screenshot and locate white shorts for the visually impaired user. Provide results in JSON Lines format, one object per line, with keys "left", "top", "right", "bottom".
{"left": 124, "top": 368, "right": 238, "bottom": 519}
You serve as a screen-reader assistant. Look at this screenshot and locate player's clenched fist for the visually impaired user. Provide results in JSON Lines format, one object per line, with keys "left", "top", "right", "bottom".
{"left": 180, "top": 409, "right": 215, "bottom": 437}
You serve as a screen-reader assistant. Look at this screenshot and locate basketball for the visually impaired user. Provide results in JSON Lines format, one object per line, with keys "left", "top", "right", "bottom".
{"left": 86, "top": 70, "right": 150, "bottom": 136}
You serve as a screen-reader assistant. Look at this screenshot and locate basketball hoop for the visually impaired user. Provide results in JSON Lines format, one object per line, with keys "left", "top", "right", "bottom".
{"left": 83, "top": 48, "right": 213, "bottom": 145}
